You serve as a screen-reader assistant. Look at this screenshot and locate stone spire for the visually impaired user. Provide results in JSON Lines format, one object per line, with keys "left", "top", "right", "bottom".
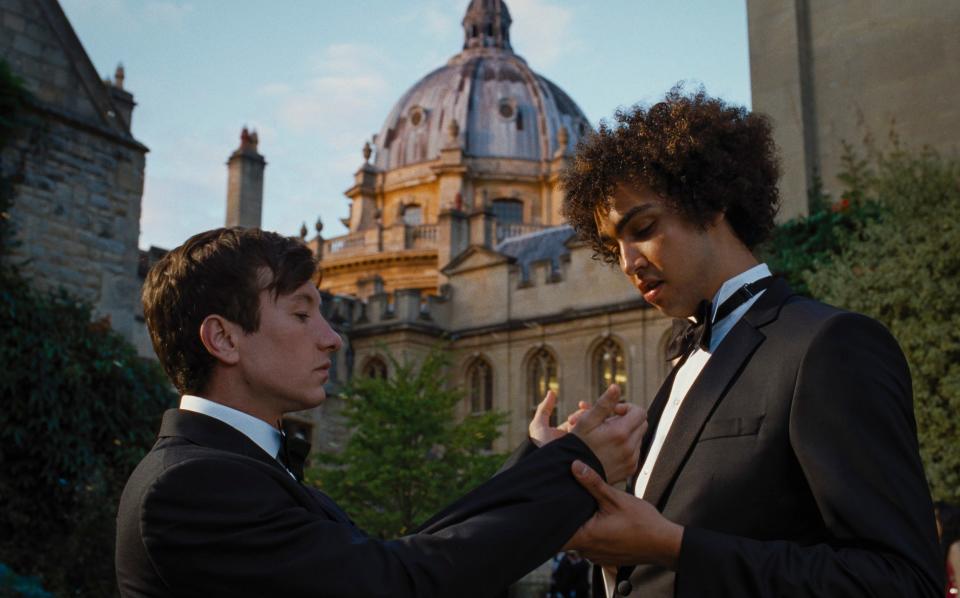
{"left": 225, "top": 126, "right": 267, "bottom": 229}
{"left": 462, "top": 0, "right": 513, "bottom": 52}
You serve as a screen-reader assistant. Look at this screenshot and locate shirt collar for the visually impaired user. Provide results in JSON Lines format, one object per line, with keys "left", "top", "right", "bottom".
{"left": 703, "top": 262, "right": 772, "bottom": 353}
{"left": 180, "top": 395, "right": 282, "bottom": 460}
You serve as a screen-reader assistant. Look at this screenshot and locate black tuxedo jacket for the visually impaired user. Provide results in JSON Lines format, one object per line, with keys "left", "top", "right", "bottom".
{"left": 115, "top": 408, "right": 605, "bottom": 598}
{"left": 605, "top": 278, "right": 942, "bottom": 597}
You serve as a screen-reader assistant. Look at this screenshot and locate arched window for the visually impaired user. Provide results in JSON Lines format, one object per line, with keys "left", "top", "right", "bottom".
{"left": 528, "top": 347, "right": 559, "bottom": 426}
{"left": 593, "top": 337, "right": 627, "bottom": 398}
{"left": 361, "top": 356, "right": 388, "bottom": 379}
{"left": 466, "top": 358, "right": 493, "bottom": 414}
{"left": 492, "top": 198, "right": 523, "bottom": 224}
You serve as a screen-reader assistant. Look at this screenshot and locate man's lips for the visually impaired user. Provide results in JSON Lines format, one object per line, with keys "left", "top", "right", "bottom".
{"left": 638, "top": 279, "right": 663, "bottom": 301}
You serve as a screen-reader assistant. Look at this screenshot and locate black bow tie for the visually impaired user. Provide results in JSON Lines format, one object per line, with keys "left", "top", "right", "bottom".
{"left": 278, "top": 423, "right": 311, "bottom": 482}
{"left": 665, "top": 276, "right": 774, "bottom": 361}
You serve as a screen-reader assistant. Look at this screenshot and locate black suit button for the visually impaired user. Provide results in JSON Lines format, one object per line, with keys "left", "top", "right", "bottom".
{"left": 616, "top": 580, "right": 633, "bottom": 595}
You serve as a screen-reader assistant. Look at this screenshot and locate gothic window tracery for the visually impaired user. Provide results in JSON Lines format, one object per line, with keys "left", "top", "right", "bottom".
{"left": 361, "top": 356, "right": 388, "bottom": 379}
{"left": 528, "top": 347, "right": 559, "bottom": 426}
{"left": 593, "top": 337, "right": 627, "bottom": 398}
{"left": 466, "top": 357, "right": 493, "bottom": 414}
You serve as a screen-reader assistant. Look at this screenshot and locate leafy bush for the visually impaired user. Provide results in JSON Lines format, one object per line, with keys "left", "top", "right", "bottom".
{"left": 803, "top": 147, "right": 960, "bottom": 502}
{"left": 759, "top": 152, "right": 884, "bottom": 296}
{"left": 309, "top": 347, "right": 507, "bottom": 538}
{"left": 0, "top": 269, "right": 176, "bottom": 595}
{"left": 0, "top": 58, "right": 176, "bottom": 596}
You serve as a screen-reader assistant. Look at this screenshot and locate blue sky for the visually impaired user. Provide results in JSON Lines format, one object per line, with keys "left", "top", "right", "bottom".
{"left": 60, "top": 0, "right": 751, "bottom": 250}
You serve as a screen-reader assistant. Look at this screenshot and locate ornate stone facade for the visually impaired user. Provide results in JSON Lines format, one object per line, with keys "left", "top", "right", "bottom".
{"left": 302, "top": 0, "right": 671, "bottom": 462}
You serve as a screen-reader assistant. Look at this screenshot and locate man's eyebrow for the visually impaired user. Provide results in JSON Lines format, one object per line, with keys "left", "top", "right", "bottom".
{"left": 288, "top": 292, "right": 317, "bottom": 307}
{"left": 614, "top": 204, "right": 654, "bottom": 237}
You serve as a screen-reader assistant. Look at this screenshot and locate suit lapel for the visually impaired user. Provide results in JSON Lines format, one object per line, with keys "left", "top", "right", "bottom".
{"left": 158, "top": 409, "right": 351, "bottom": 523}
{"left": 640, "top": 277, "right": 795, "bottom": 510}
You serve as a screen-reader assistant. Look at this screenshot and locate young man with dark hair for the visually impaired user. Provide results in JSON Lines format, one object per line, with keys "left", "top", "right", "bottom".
{"left": 549, "top": 88, "right": 942, "bottom": 597}
{"left": 116, "top": 227, "right": 646, "bottom": 597}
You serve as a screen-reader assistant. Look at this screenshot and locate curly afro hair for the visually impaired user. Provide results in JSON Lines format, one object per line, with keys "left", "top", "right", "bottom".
{"left": 561, "top": 86, "right": 780, "bottom": 264}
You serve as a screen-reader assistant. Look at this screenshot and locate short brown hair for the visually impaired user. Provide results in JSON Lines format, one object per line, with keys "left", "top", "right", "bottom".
{"left": 561, "top": 87, "right": 780, "bottom": 264}
{"left": 142, "top": 227, "right": 317, "bottom": 395}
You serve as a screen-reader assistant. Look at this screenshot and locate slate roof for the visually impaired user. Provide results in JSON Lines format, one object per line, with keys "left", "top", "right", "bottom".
{"left": 495, "top": 225, "right": 576, "bottom": 281}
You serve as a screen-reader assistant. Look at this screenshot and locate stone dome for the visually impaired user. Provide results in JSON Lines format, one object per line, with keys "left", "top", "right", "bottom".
{"left": 372, "top": 0, "right": 592, "bottom": 171}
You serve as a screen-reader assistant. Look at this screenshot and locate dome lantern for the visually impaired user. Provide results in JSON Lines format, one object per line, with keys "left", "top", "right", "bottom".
{"left": 462, "top": 0, "right": 513, "bottom": 52}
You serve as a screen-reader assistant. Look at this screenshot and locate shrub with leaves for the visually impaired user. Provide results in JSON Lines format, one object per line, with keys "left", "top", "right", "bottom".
{"left": 804, "top": 146, "right": 960, "bottom": 502}
{"left": 309, "top": 347, "right": 507, "bottom": 538}
{"left": 759, "top": 152, "right": 884, "bottom": 296}
{"left": 0, "top": 58, "right": 176, "bottom": 596}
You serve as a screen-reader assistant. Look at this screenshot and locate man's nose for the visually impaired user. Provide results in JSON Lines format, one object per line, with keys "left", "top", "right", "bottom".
{"left": 619, "top": 243, "right": 646, "bottom": 277}
{"left": 317, "top": 317, "right": 343, "bottom": 352}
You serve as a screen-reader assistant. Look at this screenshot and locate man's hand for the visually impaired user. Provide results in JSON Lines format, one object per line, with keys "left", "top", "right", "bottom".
{"left": 528, "top": 390, "right": 592, "bottom": 447}
{"left": 564, "top": 460, "right": 683, "bottom": 569}
{"left": 569, "top": 385, "right": 646, "bottom": 485}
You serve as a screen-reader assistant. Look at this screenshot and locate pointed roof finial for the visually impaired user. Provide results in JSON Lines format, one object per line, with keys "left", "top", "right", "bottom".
{"left": 300, "top": 222, "right": 308, "bottom": 239}
{"left": 315, "top": 216, "right": 324, "bottom": 235}
{"left": 114, "top": 63, "right": 125, "bottom": 89}
{"left": 362, "top": 141, "right": 372, "bottom": 163}
{"left": 462, "top": 0, "right": 513, "bottom": 52}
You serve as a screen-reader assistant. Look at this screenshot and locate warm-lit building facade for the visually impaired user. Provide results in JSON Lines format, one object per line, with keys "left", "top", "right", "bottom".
{"left": 302, "top": 0, "right": 672, "bottom": 455}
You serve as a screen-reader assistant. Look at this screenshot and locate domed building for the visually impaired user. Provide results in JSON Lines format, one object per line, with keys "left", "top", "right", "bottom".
{"left": 317, "top": 0, "right": 592, "bottom": 298}
{"left": 306, "top": 0, "right": 674, "bottom": 458}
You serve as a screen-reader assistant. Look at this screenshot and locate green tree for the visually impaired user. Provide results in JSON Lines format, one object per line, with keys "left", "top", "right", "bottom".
{"left": 0, "top": 58, "right": 176, "bottom": 596}
{"left": 309, "top": 347, "right": 507, "bottom": 538}
{"left": 803, "top": 146, "right": 960, "bottom": 503}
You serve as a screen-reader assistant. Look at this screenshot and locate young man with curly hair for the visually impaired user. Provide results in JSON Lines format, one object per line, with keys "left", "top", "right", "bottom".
{"left": 552, "top": 88, "right": 942, "bottom": 597}
{"left": 116, "top": 227, "right": 646, "bottom": 597}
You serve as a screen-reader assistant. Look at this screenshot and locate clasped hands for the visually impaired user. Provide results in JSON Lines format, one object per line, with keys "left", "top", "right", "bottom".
{"left": 529, "top": 386, "right": 683, "bottom": 569}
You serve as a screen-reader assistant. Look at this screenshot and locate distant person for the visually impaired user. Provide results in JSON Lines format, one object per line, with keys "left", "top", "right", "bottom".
{"left": 532, "top": 87, "right": 943, "bottom": 596}
{"left": 551, "top": 550, "right": 591, "bottom": 598}
{"left": 936, "top": 501, "right": 960, "bottom": 596}
{"left": 115, "top": 227, "right": 646, "bottom": 597}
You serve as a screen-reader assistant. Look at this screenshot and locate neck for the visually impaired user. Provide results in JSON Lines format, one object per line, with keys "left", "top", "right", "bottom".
{"left": 201, "top": 371, "right": 282, "bottom": 429}
{"left": 700, "top": 227, "right": 760, "bottom": 302}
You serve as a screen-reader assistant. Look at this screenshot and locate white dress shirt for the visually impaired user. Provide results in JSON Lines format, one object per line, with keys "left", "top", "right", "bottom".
{"left": 604, "top": 263, "right": 771, "bottom": 597}
{"left": 179, "top": 395, "right": 283, "bottom": 461}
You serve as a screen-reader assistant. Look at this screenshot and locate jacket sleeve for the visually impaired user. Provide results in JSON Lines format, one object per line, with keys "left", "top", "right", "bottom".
{"left": 141, "top": 433, "right": 603, "bottom": 598}
{"left": 675, "top": 313, "right": 943, "bottom": 597}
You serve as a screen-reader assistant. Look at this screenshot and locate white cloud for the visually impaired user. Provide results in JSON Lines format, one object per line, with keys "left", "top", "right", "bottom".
{"left": 507, "top": 0, "right": 577, "bottom": 68}
{"left": 264, "top": 43, "right": 392, "bottom": 147}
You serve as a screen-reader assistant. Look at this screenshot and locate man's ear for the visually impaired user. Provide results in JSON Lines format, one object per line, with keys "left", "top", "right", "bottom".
{"left": 708, "top": 209, "right": 726, "bottom": 228}
{"left": 199, "top": 315, "right": 241, "bottom": 366}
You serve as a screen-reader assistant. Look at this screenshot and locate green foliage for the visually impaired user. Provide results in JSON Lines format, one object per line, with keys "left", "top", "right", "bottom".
{"left": 0, "top": 275, "right": 176, "bottom": 595}
{"left": 0, "top": 57, "right": 176, "bottom": 596}
{"left": 309, "top": 347, "right": 507, "bottom": 538}
{"left": 803, "top": 147, "right": 960, "bottom": 502}
{"left": 758, "top": 164, "right": 883, "bottom": 296}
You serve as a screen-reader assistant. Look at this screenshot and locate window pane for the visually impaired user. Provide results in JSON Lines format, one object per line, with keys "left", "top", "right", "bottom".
{"left": 492, "top": 199, "right": 523, "bottom": 224}
{"left": 528, "top": 348, "right": 558, "bottom": 426}
{"left": 594, "top": 339, "right": 626, "bottom": 398}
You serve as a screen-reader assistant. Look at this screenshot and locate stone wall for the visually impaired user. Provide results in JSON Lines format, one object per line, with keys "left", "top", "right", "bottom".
{"left": 749, "top": 0, "right": 960, "bottom": 218}
{"left": 0, "top": 0, "right": 147, "bottom": 343}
